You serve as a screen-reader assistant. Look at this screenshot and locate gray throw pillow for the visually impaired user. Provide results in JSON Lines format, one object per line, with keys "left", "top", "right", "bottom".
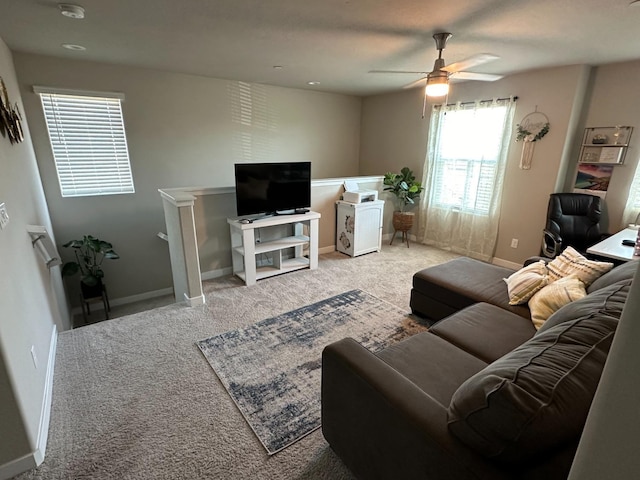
{"left": 447, "top": 315, "right": 617, "bottom": 464}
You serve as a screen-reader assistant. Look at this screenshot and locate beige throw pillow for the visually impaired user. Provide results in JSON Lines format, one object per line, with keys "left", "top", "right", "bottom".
{"left": 504, "top": 260, "right": 549, "bottom": 305}
{"left": 529, "top": 275, "right": 587, "bottom": 329}
{"left": 547, "top": 246, "right": 613, "bottom": 286}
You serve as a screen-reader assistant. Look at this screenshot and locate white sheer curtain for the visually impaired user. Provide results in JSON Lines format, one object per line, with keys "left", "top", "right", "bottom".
{"left": 418, "top": 98, "right": 516, "bottom": 261}
{"left": 622, "top": 162, "right": 640, "bottom": 226}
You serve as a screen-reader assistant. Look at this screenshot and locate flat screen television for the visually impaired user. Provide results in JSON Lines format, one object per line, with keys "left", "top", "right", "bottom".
{"left": 234, "top": 162, "right": 311, "bottom": 217}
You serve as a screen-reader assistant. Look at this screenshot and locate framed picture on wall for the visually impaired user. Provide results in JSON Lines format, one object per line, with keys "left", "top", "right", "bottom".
{"left": 573, "top": 164, "right": 613, "bottom": 199}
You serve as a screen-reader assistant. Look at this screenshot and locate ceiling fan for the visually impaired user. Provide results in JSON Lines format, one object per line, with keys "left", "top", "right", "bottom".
{"left": 371, "top": 32, "right": 503, "bottom": 97}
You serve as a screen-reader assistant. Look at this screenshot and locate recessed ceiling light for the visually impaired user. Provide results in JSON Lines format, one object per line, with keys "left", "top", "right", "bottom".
{"left": 59, "top": 4, "right": 85, "bottom": 19}
{"left": 307, "top": 81, "right": 320, "bottom": 86}
{"left": 61, "top": 43, "right": 86, "bottom": 51}
{"left": 273, "top": 65, "right": 283, "bottom": 70}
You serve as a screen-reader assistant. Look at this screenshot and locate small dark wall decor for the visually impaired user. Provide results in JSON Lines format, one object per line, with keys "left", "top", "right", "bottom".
{"left": 0, "top": 77, "right": 24, "bottom": 145}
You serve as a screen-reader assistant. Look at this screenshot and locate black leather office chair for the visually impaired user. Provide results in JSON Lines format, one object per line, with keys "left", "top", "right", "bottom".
{"left": 541, "top": 193, "right": 604, "bottom": 258}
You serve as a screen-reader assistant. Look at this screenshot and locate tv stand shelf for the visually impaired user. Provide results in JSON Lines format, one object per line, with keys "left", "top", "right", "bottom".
{"left": 227, "top": 211, "right": 321, "bottom": 285}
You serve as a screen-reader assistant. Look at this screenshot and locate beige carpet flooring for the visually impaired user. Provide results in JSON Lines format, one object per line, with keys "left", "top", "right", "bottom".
{"left": 15, "top": 243, "right": 458, "bottom": 480}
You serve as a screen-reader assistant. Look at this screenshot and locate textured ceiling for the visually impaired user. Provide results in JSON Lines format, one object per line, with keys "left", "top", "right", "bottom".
{"left": 2, "top": 0, "right": 640, "bottom": 96}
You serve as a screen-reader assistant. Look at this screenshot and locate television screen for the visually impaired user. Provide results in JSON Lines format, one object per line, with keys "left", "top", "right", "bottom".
{"left": 234, "top": 162, "right": 311, "bottom": 216}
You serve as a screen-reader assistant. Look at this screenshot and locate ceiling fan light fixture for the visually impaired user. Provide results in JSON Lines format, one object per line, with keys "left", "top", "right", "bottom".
{"left": 59, "top": 4, "right": 85, "bottom": 19}
{"left": 425, "top": 71, "right": 449, "bottom": 97}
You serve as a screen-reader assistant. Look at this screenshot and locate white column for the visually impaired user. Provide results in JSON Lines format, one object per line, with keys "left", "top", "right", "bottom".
{"left": 309, "top": 217, "right": 319, "bottom": 270}
{"left": 160, "top": 191, "right": 205, "bottom": 306}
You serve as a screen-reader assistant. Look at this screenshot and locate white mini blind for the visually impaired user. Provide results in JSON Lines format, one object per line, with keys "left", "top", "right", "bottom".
{"left": 36, "top": 89, "right": 134, "bottom": 197}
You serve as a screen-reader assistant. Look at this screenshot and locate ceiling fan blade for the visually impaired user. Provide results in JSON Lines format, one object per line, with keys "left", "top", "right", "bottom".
{"left": 403, "top": 77, "right": 427, "bottom": 89}
{"left": 451, "top": 71, "right": 503, "bottom": 82}
{"left": 442, "top": 53, "right": 499, "bottom": 73}
{"left": 368, "top": 70, "right": 429, "bottom": 75}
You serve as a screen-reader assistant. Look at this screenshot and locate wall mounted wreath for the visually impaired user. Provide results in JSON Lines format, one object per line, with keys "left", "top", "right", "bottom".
{"left": 516, "top": 121, "right": 550, "bottom": 142}
{"left": 515, "top": 110, "right": 550, "bottom": 169}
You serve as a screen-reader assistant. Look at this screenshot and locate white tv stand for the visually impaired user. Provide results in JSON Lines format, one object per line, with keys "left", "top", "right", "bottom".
{"left": 227, "top": 211, "right": 321, "bottom": 286}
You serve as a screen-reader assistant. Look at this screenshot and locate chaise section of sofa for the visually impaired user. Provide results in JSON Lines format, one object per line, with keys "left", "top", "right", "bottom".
{"left": 410, "top": 257, "right": 530, "bottom": 323}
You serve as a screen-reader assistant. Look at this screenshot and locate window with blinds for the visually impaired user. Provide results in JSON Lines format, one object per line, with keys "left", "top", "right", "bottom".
{"left": 35, "top": 88, "right": 134, "bottom": 197}
{"left": 431, "top": 105, "right": 510, "bottom": 215}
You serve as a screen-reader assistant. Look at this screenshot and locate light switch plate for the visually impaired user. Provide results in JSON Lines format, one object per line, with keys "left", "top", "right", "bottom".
{"left": 0, "top": 203, "right": 9, "bottom": 229}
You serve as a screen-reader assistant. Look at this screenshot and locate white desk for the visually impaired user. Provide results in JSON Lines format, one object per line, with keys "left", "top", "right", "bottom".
{"left": 587, "top": 227, "right": 639, "bottom": 262}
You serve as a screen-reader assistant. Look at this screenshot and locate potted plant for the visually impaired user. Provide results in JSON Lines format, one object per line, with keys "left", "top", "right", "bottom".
{"left": 383, "top": 167, "right": 425, "bottom": 233}
{"left": 61, "top": 235, "right": 119, "bottom": 299}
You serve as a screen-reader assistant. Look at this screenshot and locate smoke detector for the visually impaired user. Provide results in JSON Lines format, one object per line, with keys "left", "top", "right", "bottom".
{"left": 59, "top": 4, "right": 85, "bottom": 19}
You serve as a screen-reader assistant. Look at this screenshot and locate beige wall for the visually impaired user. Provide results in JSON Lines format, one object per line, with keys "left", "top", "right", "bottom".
{"left": 568, "top": 60, "right": 640, "bottom": 230}
{"left": 360, "top": 63, "right": 640, "bottom": 265}
{"left": 0, "top": 38, "right": 69, "bottom": 472}
{"left": 14, "top": 53, "right": 362, "bottom": 304}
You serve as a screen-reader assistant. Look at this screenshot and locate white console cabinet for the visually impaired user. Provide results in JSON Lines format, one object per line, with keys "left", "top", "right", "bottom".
{"left": 227, "top": 211, "right": 321, "bottom": 286}
{"left": 336, "top": 200, "right": 384, "bottom": 257}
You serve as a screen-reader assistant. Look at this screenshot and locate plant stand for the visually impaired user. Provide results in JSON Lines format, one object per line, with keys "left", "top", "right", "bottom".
{"left": 80, "top": 284, "right": 110, "bottom": 324}
{"left": 390, "top": 211, "right": 414, "bottom": 248}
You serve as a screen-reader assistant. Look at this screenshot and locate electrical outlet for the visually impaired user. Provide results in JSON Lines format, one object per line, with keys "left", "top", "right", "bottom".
{"left": 510, "top": 238, "right": 519, "bottom": 249}
{"left": 0, "top": 203, "right": 9, "bottom": 229}
{"left": 30, "top": 346, "right": 38, "bottom": 369}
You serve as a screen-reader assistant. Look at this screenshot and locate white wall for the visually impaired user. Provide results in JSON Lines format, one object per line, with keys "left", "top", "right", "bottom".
{"left": 14, "top": 53, "right": 362, "bottom": 305}
{"left": 0, "top": 38, "right": 69, "bottom": 476}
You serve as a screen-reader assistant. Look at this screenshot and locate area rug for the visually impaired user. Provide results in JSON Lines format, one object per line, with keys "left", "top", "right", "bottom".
{"left": 196, "top": 289, "right": 426, "bottom": 455}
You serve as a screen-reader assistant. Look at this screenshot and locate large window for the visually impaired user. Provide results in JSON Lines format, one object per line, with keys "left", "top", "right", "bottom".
{"left": 430, "top": 102, "right": 513, "bottom": 215}
{"left": 35, "top": 87, "right": 134, "bottom": 198}
{"left": 419, "top": 98, "right": 515, "bottom": 260}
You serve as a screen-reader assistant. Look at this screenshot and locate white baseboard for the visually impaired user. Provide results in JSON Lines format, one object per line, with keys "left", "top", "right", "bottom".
{"left": 201, "top": 266, "right": 233, "bottom": 281}
{"left": 492, "top": 257, "right": 522, "bottom": 270}
{"left": 183, "top": 292, "right": 206, "bottom": 306}
{"left": 71, "top": 286, "right": 175, "bottom": 315}
{"left": 319, "top": 245, "right": 336, "bottom": 255}
{"left": 34, "top": 325, "right": 57, "bottom": 465}
{"left": 0, "top": 325, "right": 57, "bottom": 480}
{"left": 0, "top": 453, "right": 37, "bottom": 480}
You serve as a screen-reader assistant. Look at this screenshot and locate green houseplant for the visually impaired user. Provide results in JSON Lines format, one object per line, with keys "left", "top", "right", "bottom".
{"left": 61, "top": 235, "right": 119, "bottom": 297}
{"left": 383, "top": 167, "right": 424, "bottom": 212}
{"left": 383, "top": 167, "right": 425, "bottom": 244}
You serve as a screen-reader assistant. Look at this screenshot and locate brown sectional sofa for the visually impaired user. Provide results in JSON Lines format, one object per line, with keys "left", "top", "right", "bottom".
{"left": 321, "top": 257, "right": 636, "bottom": 480}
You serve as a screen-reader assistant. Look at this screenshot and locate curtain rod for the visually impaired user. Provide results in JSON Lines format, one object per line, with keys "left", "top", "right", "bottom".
{"left": 438, "top": 96, "right": 518, "bottom": 108}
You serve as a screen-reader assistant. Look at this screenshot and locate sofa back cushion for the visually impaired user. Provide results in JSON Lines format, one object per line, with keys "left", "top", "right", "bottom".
{"left": 587, "top": 259, "right": 637, "bottom": 293}
{"left": 447, "top": 315, "right": 617, "bottom": 464}
{"left": 537, "top": 279, "right": 630, "bottom": 334}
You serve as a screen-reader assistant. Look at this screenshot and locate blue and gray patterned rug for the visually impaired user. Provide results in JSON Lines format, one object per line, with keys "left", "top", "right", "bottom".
{"left": 196, "top": 289, "right": 427, "bottom": 455}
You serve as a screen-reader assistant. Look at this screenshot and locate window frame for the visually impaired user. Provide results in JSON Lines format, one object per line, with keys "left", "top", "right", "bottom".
{"left": 34, "top": 86, "right": 135, "bottom": 198}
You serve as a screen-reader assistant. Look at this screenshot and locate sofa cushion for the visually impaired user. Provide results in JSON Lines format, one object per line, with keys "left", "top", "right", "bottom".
{"left": 412, "top": 257, "right": 530, "bottom": 320}
{"left": 587, "top": 259, "right": 638, "bottom": 293}
{"left": 504, "top": 260, "right": 549, "bottom": 305}
{"left": 447, "top": 314, "right": 617, "bottom": 464}
{"left": 537, "top": 279, "right": 630, "bottom": 334}
{"left": 528, "top": 275, "right": 587, "bottom": 329}
{"left": 376, "top": 332, "right": 488, "bottom": 406}
{"left": 429, "top": 303, "right": 536, "bottom": 363}
{"left": 546, "top": 246, "right": 613, "bottom": 286}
